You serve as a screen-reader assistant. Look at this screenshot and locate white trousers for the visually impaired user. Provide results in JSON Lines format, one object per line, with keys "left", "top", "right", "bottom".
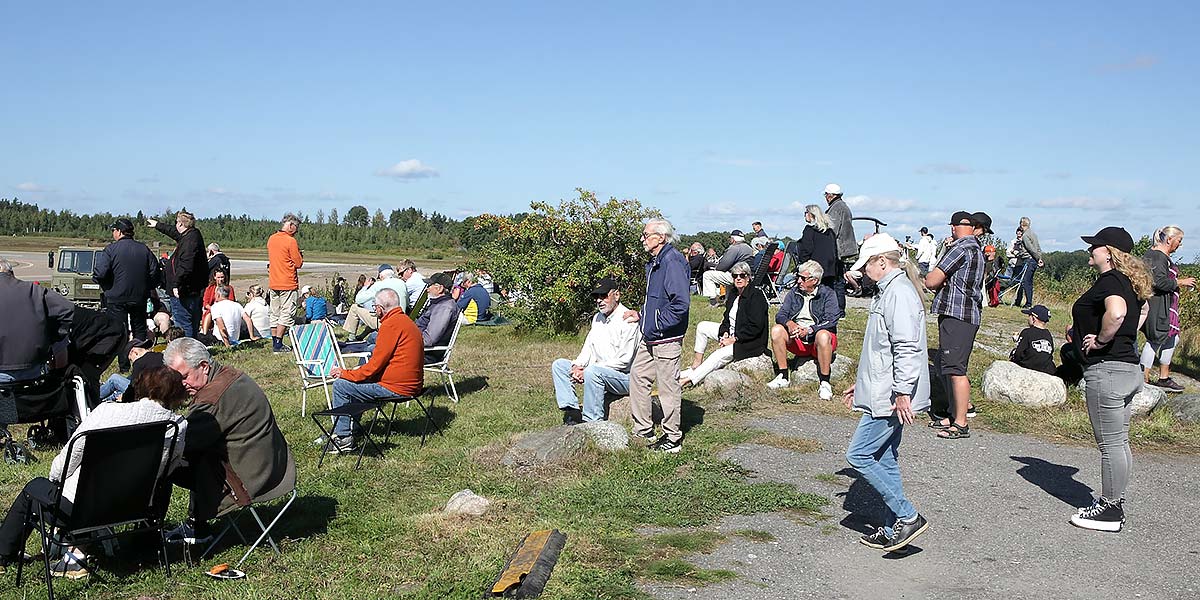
{"left": 702, "top": 270, "right": 734, "bottom": 298}
{"left": 689, "top": 320, "right": 734, "bottom": 383}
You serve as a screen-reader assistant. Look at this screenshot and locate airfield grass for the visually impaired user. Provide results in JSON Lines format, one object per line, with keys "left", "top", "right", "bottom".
{"left": 2, "top": 296, "right": 1198, "bottom": 598}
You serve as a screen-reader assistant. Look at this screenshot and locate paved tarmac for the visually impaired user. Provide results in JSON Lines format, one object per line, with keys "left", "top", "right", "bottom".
{"left": 0, "top": 249, "right": 369, "bottom": 282}
{"left": 642, "top": 413, "right": 1200, "bottom": 600}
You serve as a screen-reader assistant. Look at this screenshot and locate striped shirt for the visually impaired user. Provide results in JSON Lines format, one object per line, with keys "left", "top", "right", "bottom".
{"left": 931, "top": 235, "right": 984, "bottom": 325}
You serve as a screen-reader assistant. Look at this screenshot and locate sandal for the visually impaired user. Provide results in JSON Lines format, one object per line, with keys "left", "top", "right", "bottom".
{"left": 936, "top": 424, "right": 970, "bottom": 439}
{"left": 927, "top": 418, "right": 950, "bottom": 430}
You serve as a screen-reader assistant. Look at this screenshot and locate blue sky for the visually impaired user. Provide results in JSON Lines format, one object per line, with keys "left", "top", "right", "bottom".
{"left": 2, "top": 2, "right": 1197, "bottom": 255}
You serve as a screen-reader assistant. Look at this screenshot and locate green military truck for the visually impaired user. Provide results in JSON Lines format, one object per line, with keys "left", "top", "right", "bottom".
{"left": 49, "top": 246, "right": 103, "bottom": 308}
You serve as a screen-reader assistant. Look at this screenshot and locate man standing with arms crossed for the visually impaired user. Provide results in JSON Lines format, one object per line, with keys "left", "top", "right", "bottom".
{"left": 624, "top": 218, "right": 691, "bottom": 453}
{"left": 824, "top": 183, "right": 857, "bottom": 311}
{"left": 924, "top": 211, "right": 985, "bottom": 439}
{"left": 267, "top": 213, "right": 304, "bottom": 353}
{"left": 93, "top": 218, "right": 160, "bottom": 372}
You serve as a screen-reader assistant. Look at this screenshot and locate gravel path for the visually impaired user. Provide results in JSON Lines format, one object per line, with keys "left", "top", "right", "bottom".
{"left": 641, "top": 412, "right": 1200, "bottom": 600}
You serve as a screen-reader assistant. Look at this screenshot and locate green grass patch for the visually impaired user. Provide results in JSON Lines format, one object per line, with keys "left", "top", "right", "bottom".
{"left": 641, "top": 558, "right": 738, "bottom": 585}
{"left": 649, "top": 530, "right": 726, "bottom": 552}
{"left": 731, "top": 529, "right": 776, "bottom": 543}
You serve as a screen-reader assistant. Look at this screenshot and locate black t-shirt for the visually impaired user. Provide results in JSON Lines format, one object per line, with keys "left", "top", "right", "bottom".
{"left": 1010, "top": 326, "right": 1055, "bottom": 375}
{"left": 1071, "top": 270, "right": 1140, "bottom": 365}
{"left": 124, "top": 351, "right": 164, "bottom": 401}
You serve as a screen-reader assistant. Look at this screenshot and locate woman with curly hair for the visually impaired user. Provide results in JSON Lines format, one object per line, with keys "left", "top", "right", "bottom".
{"left": 1069, "top": 227, "right": 1152, "bottom": 533}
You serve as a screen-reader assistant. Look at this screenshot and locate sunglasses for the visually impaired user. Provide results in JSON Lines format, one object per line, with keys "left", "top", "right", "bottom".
{"left": 731, "top": 273, "right": 750, "bottom": 280}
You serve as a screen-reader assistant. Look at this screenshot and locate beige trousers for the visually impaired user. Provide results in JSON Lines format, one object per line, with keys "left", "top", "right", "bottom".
{"left": 342, "top": 304, "right": 379, "bottom": 335}
{"left": 629, "top": 339, "right": 683, "bottom": 442}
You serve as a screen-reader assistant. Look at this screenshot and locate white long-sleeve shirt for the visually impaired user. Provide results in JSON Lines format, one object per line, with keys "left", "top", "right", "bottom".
{"left": 915, "top": 235, "right": 938, "bottom": 264}
{"left": 573, "top": 303, "right": 641, "bottom": 373}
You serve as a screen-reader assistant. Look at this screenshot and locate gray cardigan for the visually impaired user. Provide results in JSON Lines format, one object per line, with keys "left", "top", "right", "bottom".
{"left": 1142, "top": 249, "right": 1178, "bottom": 344}
{"left": 1021, "top": 228, "right": 1043, "bottom": 262}
{"left": 826, "top": 198, "right": 858, "bottom": 259}
{"left": 852, "top": 269, "right": 930, "bottom": 417}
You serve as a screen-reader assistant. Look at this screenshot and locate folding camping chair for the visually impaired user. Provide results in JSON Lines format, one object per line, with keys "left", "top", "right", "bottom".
{"left": 199, "top": 482, "right": 299, "bottom": 569}
{"left": 764, "top": 250, "right": 795, "bottom": 305}
{"left": 750, "top": 250, "right": 778, "bottom": 300}
{"left": 408, "top": 287, "right": 430, "bottom": 319}
{"left": 1, "top": 366, "right": 91, "bottom": 465}
{"left": 424, "top": 314, "right": 465, "bottom": 403}
{"left": 289, "top": 322, "right": 367, "bottom": 416}
{"left": 17, "top": 420, "right": 180, "bottom": 600}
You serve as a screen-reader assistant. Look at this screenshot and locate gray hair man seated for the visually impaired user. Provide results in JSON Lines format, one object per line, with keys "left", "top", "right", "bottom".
{"left": 767, "top": 260, "right": 844, "bottom": 399}
{"left": 550, "top": 278, "right": 640, "bottom": 425}
{"left": 701, "top": 229, "right": 755, "bottom": 306}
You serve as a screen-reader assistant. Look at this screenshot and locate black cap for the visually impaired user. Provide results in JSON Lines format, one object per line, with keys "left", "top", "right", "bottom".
{"left": 591, "top": 277, "right": 619, "bottom": 297}
{"left": 1021, "top": 305, "right": 1051, "bottom": 322}
{"left": 1081, "top": 227, "right": 1135, "bottom": 253}
{"left": 730, "top": 229, "right": 744, "bottom": 237}
{"left": 124, "top": 337, "right": 153, "bottom": 356}
{"left": 110, "top": 218, "right": 134, "bottom": 235}
{"left": 378, "top": 263, "right": 394, "bottom": 273}
{"left": 428, "top": 271, "right": 454, "bottom": 288}
{"left": 970, "top": 212, "right": 994, "bottom": 234}
{"left": 919, "top": 226, "right": 928, "bottom": 234}
{"left": 949, "top": 211, "right": 974, "bottom": 227}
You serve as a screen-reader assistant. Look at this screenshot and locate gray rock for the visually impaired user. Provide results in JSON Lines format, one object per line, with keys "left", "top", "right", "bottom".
{"left": 1078, "top": 379, "right": 1166, "bottom": 417}
{"left": 444, "top": 489, "right": 491, "bottom": 517}
{"left": 982, "top": 361, "right": 1067, "bottom": 407}
{"left": 500, "top": 426, "right": 586, "bottom": 468}
{"left": 790, "top": 354, "right": 850, "bottom": 383}
{"left": 606, "top": 396, "right": 663, "bottom": 425}
{"left": 577, "top": 420, "right": 630, "bottom": 451}
{"left": 1156, "top": 393, "right": 1200, "bottom": 423}
{"left": 727, "top": 355, "right": 773, "bottom": 376}
{"left": 699, "top": 369, "right": 754, "bottom": 397}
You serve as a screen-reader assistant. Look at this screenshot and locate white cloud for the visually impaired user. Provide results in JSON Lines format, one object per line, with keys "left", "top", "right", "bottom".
{"left": 1036, "top": 196, "right": 1123, "bottom": 210}
{"left": 843, "top": 195, "right": 917, "bottom": 212}
{"left": 375, "top": 159, "right": 439, "bottom": 180}
{"left": 916, "top": 163, "right": 974, "bottom": 175}
{"left": 206, "top": 187, "right": 232, "bottom": 196}
{"left": 14, "top": 182, "right": 54, "bottom": 193}
{"left": 1099, "top": 54, "right": 1158, "bottom": 73}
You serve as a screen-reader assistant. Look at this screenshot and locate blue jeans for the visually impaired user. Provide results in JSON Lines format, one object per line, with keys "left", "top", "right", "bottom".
{"left": 846, "top": 413, "right": 917, "bottom": 535}
{"left": 1013, "top": 260, "right": 1036, "bottom": 307}
{"left": 170, "top": 294, "right": 203, "bottom": 337}
{"left": 100, "top": 374, "right": 130, "bottom": 402}
{"left": 551, "top": 359, "right": 630, "bottom": 422}
{"left": 330, "top": 378, "right": 394, "bottom": 437}
{"left": 0, "top": 364, "right": 47, "bottom": 384}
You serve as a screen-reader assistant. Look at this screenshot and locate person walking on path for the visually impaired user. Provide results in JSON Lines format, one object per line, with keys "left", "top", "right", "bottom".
{"left": 267, "top": 213, "right": 304, "bottom": 353}
{"left": 824, "top": 183, "right": 857, "bottom": 311}
{"left": 93, "top": 218, "right": 160, "bottom": 372}
{"left": 1140, "top": 225, "right": 1195, "bottom": 392}
{"left": 1069, "top": 226, "right": 1152, "bottom": 532}
{"left": 1012, "top": 216, "right": 1043, "bottom": 308}
{"left": 625, "top": 218, "right": 691, "bottom": 453}
{"left": 924, "top": 211, "right": 984, "bottom": 439}
{"left": 148, "top": 211, "right": 207, "bottom": 337}
{"left": 841, "top": 233, "right": 931, "bottom": 552}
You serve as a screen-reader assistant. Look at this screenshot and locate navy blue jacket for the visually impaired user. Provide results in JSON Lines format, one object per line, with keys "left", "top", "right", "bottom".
{"left": 93, "top": 237, "right": 160, "bottom": 304}
{"left": 775, "top": 284, "right": 842, "bottom": 339}
{"left": 641, "top": 243, "right": 691, "bottom": 345}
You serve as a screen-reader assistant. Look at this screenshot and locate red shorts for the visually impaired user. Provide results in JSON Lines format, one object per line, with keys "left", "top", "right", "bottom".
{"left": 786, "top": 332, "right": 838, "bottom": 358}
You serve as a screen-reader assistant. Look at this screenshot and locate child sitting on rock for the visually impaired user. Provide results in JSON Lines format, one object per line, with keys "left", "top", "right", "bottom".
{"left": 1010, "top": 304, "right": 1056, "bottom": 375}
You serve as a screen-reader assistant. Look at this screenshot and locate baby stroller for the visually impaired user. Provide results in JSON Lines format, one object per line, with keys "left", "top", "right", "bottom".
{"left": 0, "top": 365, "right": 92, "bottom": 464}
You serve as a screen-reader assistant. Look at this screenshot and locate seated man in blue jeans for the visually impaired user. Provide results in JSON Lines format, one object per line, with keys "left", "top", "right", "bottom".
{"left": 327, "top": 289, "right": 424, "bottom": 453}
{"left": 550, "top": 278, "right": 640, "bottom": 425}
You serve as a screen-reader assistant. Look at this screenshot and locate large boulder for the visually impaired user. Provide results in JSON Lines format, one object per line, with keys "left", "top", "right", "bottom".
{"left": 790, "top": 354, "right": 851, "bottom": 383}
{"left": 577, "top": 420, "right": 630, "bottom": 451}
{"left": 606, "top": 396, "right": 662, "bottom": 425}
{"left": 982, "top": 361, "right": 1067, "bottom": 407}
{"left": 1077, "top": 379, "right": 1166, "bottom": 417}
{"left": 699, "top": 369, "right": 754, "bottom": 397}
{"left": 727, "top": 355, "right": 774, "bottom": 377}
{"left": 444, "top": 489, "right": 491, "bottom": 517}
{"left": 500, "top": 426, "right": 586, "bottom": 469}
{"left": 1156, "top": 393, "right": 1200, "bottom": 423}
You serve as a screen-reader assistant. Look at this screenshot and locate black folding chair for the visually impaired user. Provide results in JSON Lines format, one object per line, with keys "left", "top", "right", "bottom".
{"left": 375, "top": 389, "right": 444, "bottom": 447}
{"left": 17, "top": 420, "right": 180, "bottom": 600}
{"left": 311, "top": 402, "right": 387, "bottom": 469}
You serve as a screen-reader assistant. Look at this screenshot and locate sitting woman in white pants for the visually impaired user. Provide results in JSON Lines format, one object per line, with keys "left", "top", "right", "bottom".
{"left": 680, "top": 262, "right": 770, "bottom": 386}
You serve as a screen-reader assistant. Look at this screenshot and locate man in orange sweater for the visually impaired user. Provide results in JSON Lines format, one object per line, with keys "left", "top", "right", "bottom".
{"left": 266, "top": 213, "right": 304, "bottom": 352}
{"left": 326, "top": 288, "right": 423, "bottom": 452}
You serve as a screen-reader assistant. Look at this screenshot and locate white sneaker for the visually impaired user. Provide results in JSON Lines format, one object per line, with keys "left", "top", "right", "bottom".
{"left": 767, "top": 374, "right": 790, "bottom": 389}
{"left": 818, "top": 381, "right": 833, "bottom": 401}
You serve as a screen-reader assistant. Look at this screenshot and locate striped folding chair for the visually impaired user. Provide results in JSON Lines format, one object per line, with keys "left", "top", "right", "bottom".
{"left": 289, "top": 323, "right": 341, "bottom": 416}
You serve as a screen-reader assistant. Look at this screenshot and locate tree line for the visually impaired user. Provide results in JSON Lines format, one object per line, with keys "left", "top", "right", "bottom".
{"left": 0, "top": 198, "right": 520, "bottom": 252}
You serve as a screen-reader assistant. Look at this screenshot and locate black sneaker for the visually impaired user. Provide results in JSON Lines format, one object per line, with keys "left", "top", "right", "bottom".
{"left": 561, "top": 408, "right": 584, "bottom": 426}
{"left": 326, "top": 434, "right": 357, "bottom": 454}
{"left": 707, "top": 297, "right": 722, "bottom": 307}
{"left": 634, "top": 431, "right": 658, "bottom": 445}
{"left": 1154, "top": 378, "right": 1186, "bottom": 393}
{"left": 164, "top": 520, "right": 213, "bottom": 545}
{"left": 272, "top": 344, "right": 292, "bottom": 354}
{"left": 651, "top": 438, "right": 682, "bottom": 453}
{"left": 1070, "top": 497, "right": 1125, "bottom": 532}
{"left": 860, "top": 514, "right": 929, "bottom": 551}
{"left": 49, "top": 557, "right": 88, "bottom": 580}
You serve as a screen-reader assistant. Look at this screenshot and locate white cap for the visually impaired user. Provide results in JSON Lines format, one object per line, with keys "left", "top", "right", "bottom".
{"left": 824, "top": 183, "right": 842, "bottom": 195}
{"left": 849, "top": 233, "right": 903, "bottom": 272}
{"left": 300, "top": 285, "right": 312, "bottom": 295}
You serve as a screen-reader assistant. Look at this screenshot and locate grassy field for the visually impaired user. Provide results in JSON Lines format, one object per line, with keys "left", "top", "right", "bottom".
{"left": 2, "top": 295, "right": 1197, "bottom": 598}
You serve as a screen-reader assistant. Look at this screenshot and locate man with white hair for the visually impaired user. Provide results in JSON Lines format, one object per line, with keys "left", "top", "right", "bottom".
{"left": 343, "top": 264, "right": 409, "bottom": 338}
{"left": 266, "top": 213, "right": 304, "bottom": 353}
{"left": 210, "top": 285, "right": 261, "bottom": 347}
{"left": 326, "top": 288, "right": 424, "bottom": 453}
{"left": 824, "top": 183, "right": 857, "bottom": 310}
{"left": 766, "top": 260, "right": 844, "bottom": 397}
{"left": 162, "top": 337, "right": 294, "bottom": 544}
{"left": 206, "top": 242, "right": 230, "bottom": 280}
{"left": 550, "top": 277, "right": 639, "bottom": 425}
{"left": 701, "top": 229, "right": 755, "bottom": 306}
{"left": 454, "top": 271, "right": 493, "bottom": 324}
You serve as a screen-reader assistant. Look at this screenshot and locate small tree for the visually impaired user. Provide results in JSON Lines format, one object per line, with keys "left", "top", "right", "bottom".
{"left": 472, "top": 189, "right": 661, "bottom": 335}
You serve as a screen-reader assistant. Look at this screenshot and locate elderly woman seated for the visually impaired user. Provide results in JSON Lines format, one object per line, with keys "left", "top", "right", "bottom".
{"left": 679, "top": 261, "right": 769, "bottom": 387}
{"left": 0, "top": 366, "right": 188, "bottom": 579}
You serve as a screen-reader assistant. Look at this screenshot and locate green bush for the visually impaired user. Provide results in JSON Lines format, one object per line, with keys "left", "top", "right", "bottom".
{"left": 471, "top": 189, "right": 660, "bottom": 335}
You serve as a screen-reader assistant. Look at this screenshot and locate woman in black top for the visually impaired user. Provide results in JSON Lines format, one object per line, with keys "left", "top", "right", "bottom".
{"left": 1068, "top": 227, "right": 1152, "bottom": 533}
{"left": 796, "top": 205, "right": 838, "bottom": 290}
{"left": 679, "top": 261, "right": 768, "bottom": 387}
